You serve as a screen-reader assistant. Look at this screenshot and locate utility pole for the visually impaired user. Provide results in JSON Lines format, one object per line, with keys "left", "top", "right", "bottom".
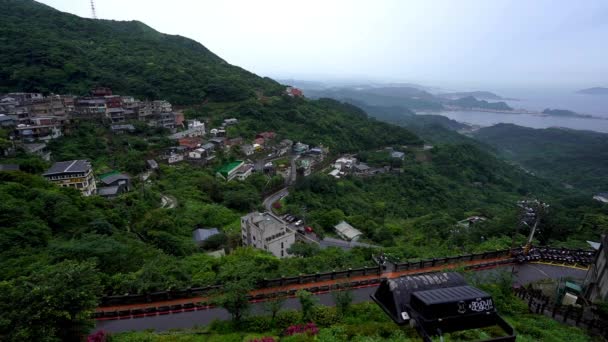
{"left": 516, "top": 199, "right": 549, "bottom": 255}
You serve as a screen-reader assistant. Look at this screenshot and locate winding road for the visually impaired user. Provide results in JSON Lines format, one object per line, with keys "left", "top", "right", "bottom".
{"left": 95, "top": 263, "right": 587, "bottom": 333}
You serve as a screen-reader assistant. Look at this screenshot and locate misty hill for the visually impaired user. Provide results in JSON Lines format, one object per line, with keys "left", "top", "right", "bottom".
{"left": 448, "top": 96, "right": 513, "bottom": 111}
{"left": 474, "top": 123, "right": 608, "bottom": 192}
{"left": 439, "top": 91, "right": 503, "bottom": 100}
{"left": 577, "top": 87, "right": 608, "bottom": 95}
{"left": 0, "top": 0, "right": 283, "bottom": 104}
{"left": 303, "top": 86, "right": 444, "bottom": 111}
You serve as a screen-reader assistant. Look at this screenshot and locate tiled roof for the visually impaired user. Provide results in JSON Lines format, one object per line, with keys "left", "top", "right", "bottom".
{"left": 43, "top": 160, "right": 91, "bottom": 176}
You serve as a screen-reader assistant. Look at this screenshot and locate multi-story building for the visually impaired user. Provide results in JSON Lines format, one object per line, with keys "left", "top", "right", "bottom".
{"left": 216, "top": 160, "right": 253, "bottom": 181}
{"left": 241, "top": 212, "right": 296, "bottom": 258}
{"left": 584, "top": 235, "right": 608, "bottom": 302}
{"left": 74, "top": 98, "right": 107, "bottom": 120}
{"left": 136, "top": 101, "right": 154, "bottom": 121}
{"left": 152, "top": 100, "right": 172, "bottom": 114}
{"left": 42, "top": 159, "right": 97, "bottom": 196}
{"left": 15, "top": 117, "right": 63, "bottom": 142}
{"left": 27, "top": 97, "right": 66, "bottom": 118}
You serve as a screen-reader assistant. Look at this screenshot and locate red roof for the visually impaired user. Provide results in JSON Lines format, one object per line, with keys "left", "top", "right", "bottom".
{"left": 256, "top": 131, "right": 276, "bottom": 140}
{"left": 178, "top": 137, "right": 201, "bottom": 149}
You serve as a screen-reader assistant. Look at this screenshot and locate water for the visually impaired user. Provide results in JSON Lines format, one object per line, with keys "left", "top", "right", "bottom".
{"left": 435, "top": 89, "right": 608, "bottom": 132}
{"left": 438, "top": 111, "right": 608, "bottom": 133}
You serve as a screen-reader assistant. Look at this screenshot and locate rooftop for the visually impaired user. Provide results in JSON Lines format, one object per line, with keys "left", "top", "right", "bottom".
{"left": 43, "top": 160, "right": 92, "bottom": 176}
{"left": 193, "top": 228, "right": 220, "bottom": 242}
{"left": 97, "top": 186, "right": 120, "bottom": 197}
{"left": 334, "top": 221, "right": 363, "bottom": 241}
{"left": 100, "top": 172, "right": 130, "bottom": 185}
{"left": 217, "top": 160, "right": 244, "bottom": 177}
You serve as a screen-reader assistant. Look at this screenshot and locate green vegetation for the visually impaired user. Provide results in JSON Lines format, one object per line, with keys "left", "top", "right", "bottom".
{"left": 0, "top": 0, "right": 284, "bottom": 104}
{"left": 109, "top": 271, "right": 598, "bottom": 341}
{"left": 474, "top": 123, "right": 608, "bottom": 193}
{"left": 1, "top": 1, "right": 607, "bottom": 340}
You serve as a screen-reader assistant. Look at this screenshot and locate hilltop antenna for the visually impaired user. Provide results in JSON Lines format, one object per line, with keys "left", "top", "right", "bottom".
{"left": 90, "top": 0, "right": 97, "bottom": 19}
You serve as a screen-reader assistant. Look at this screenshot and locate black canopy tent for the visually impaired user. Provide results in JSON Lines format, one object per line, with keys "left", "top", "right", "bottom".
{"left": 371, "top": 272, "right": 516, "bottom": 342}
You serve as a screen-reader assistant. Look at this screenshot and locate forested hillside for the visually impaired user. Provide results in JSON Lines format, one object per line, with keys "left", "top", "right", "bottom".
{"left": 0, "top": 0, "right": 283, "bottom": 104}
{"left": 475, "top": 124, "right": 608, "bottom": 192}
{"left": 1, "top": 1, "right": 607, "bottom": 341}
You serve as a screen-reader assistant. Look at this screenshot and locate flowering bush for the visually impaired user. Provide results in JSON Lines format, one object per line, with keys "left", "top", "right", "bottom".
{"left": 272, "top": 202, "right": 282, "bottom": 209}
{"left": 249, "top": 337, "right": 276, "bottom": 342}
{"left": 87, "top": 330, "right": 107, "bottom": 342}
{"left": 284, "top": 322, "right": 319, "bottom": 336}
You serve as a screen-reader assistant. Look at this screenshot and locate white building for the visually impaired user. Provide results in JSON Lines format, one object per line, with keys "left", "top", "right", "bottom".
{"left": 169, "top": 122, "right": 206, "bottom": 139}
{"left": 241, "top": 212, "right": 296, "bottom": 258}
{"left": 334, "top": 156, "right": 357, "bottom": 170}
{"left": 334, "top": 221, "right": 362, "bottom": 241}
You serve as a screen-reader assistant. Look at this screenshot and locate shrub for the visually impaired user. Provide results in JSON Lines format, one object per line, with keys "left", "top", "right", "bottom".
{"left": 311, "top": 306, "right": 340, "bottom": 327}
{"left": 243, "top": 316, "right": 273, "bottom": 333}
{"left": 87, "top": 330, "right": 108, "bottom": 342}
{"left": 283, "top": 322, "right": 319, "bottom": 336}
{"left": 274, "top": 310, "right": 300, "bottom": 329}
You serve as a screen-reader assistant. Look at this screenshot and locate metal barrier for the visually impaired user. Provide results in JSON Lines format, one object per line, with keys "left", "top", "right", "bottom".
{"left": 97, "top": 247, "right": 594, "bottom": 309}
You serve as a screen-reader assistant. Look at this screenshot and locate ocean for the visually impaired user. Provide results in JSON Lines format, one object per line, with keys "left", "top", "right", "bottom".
{"left": 435, "top": 89, "right": 608, "bottom": 133}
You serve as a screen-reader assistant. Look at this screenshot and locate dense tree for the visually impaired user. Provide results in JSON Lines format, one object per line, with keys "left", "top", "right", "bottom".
{"left": 0, "top": 260, "right": 102, "bottom": 342}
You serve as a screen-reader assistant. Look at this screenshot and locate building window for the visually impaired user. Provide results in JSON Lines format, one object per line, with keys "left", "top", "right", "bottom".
{"left": 253, "top": 236, "right": 256, "bottom": 241}
{"left": 281, "top": 250, "right": 284, "bottom": 257}
{"left": 281, "top": 242, "right": 284, "bottom": 248}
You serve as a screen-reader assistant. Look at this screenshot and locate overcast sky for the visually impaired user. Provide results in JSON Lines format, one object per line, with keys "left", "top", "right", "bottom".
{"left": 38, "top": 0, "right": 608, "bottom": 90}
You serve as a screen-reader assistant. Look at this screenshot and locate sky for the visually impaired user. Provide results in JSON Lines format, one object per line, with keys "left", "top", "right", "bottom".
{"left": 38, "top": 0, "right": 608, "bottom": 90}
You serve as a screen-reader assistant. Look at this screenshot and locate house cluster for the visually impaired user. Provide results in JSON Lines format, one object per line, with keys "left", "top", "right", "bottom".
{"left": 328, "top": 155, "right": 383, "bottom": 178}
{"left": 41, "top": 159, "right": 132, "bottom": 199}
{"left": 328, "top": 148, "right": 407, "bottom": 179}
{"left": 0, "top": 88, "right": 183, "bottom": 145}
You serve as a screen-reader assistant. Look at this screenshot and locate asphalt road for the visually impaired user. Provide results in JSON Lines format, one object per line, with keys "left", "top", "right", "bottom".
{"left": 263, "top": 188, "right": 289, "bottom": 212}
{"left": 95, "top": 263, "right": 587, "bottom": 333}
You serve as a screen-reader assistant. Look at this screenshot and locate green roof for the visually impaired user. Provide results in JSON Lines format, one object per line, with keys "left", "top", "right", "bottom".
{"left": 98, "top": 170, "right": 120, "bottom": 180}
{"left": 216, "top": 161, "right": 243, "bottom": 178}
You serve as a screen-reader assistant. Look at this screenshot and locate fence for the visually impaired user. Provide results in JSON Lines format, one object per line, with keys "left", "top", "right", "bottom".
{"left": 97, "top": 247, "right": 595, "bottom": 309}
{"left": 513, "top": 286, "right": 608, "bottom": 336}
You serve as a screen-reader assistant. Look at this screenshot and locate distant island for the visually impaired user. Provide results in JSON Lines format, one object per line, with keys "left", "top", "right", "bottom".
{"left": 447, "top": 96, "right": 513, "bottom": 111}
{"left": 440, "top": 91, "right": 503, "bottom": 100}
{"left": 577, "top": 87, "right": 608, "bottom": 95}
{"left": 439, "top": 91, "right": 517, "bottom": 101}
{"left": 542, "top": 108, "right": 593, "bottom": 118}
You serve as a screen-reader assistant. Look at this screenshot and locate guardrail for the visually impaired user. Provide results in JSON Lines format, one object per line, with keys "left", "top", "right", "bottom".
{"left": 514, "top": 286, "right": 608, "bottom": 336}
{"left": 97, "top": 247, "right": 595, "bottom": 310}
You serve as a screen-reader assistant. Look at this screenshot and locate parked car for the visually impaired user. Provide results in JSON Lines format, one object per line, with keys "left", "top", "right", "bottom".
{"left": 295, "top": 220, "right": 303, "bottom": 226}
{"left": 305, "top": 226, "right": 313, "bottom": 233}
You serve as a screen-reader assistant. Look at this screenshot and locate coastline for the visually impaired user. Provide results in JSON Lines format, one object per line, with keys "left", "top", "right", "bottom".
{"left": 418, "top": 108, "right": 605, "bottom": 120}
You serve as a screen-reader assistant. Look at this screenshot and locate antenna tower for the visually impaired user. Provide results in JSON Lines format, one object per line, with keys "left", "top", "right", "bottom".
{"left": 90, "top": 0, "right": 97, "bottom": 19}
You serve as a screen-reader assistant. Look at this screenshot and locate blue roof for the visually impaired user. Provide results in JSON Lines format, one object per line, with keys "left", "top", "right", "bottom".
{"left": 193, "top": 228, "right": 220, "bottom": 242}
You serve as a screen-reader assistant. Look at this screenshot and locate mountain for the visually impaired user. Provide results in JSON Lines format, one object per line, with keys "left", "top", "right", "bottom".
{"left": 303, "top": 87, "right": 444, "bottom": 111}
{"left": 0, "top": 0, "right": 283, "bottom": 104}
{"left": 447, "top": 96, "right": 513, "bottom": 111}
{"left": 474, "top": 123, "right": 608, "bottom": 192}
{"left": 577, "top": 87, "right": 608, "bottom": 95}
{"left": 439, "top": 91, "right": 503, "bottom": 100}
